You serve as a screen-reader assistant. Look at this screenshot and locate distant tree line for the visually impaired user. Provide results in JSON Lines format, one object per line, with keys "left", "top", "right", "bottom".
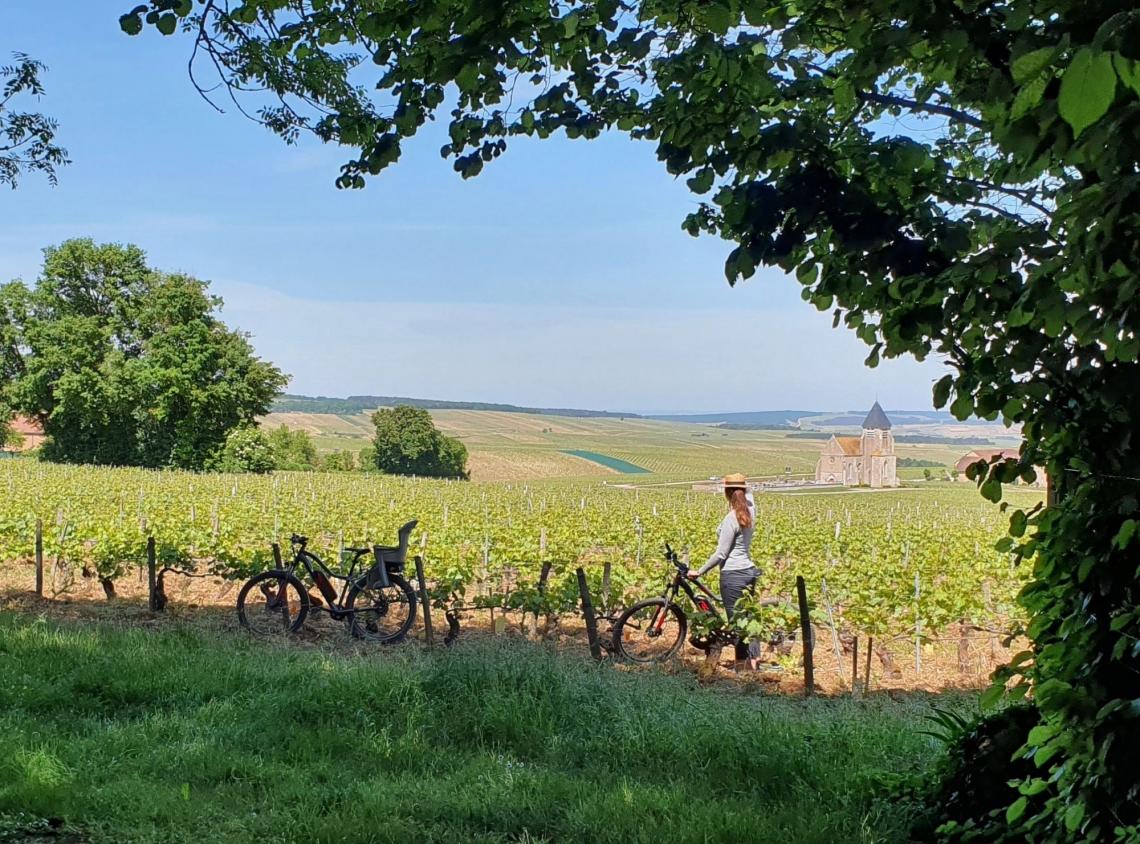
{"left": 272, "top": 393, "right": 636, "bottom": 419}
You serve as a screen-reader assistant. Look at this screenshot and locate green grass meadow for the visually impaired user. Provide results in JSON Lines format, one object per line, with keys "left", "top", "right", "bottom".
{"left": 0, "top": 614, "right": 957, "bottom": 843}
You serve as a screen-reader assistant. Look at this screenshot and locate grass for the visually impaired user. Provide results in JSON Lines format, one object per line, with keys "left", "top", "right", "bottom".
{"left": 0, "top": 613, "right": 956, "bottom": 843}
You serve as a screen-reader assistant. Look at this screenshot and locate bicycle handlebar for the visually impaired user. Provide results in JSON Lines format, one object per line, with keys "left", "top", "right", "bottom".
{"left": 290, "top": 533, "right": 308, "bottom": 547}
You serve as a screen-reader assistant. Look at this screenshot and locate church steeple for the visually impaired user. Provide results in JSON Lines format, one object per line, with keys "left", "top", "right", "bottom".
{"left": 861, "top": 401, "right": 892, "bottom": 430}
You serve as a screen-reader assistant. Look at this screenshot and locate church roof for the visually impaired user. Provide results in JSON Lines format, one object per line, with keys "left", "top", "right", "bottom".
{"left": 835, "top": 436, "right": 863, "bottom": 456}
{"left": 862, "top": 402, "right": 892, "bottom": 430}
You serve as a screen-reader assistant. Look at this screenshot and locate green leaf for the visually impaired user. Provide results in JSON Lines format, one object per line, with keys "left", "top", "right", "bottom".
{"left": 1114, "top": 519, "right": 1137, "bottom": 549}
{"left": 1059, "top": 48, "right": 1117, "bottom": 138}
{"left": 120, "top": 13, "right": 143, "bottom": 35}
{"left": 157, "top": 13, "right": 178, "bottom": 35}
{"left": 1064, "top": 802, "right": 1085, "bottom": 832}
{"left": 1012, "top": 47, "right": 1056, "bottom": 84}
{"left": 932, "top": 375, "right": 953, "bottom": 408}
{"left": 1011, "top": 75, "right": 1048, "bottom": 119}
{"left": 701, "top": 3, "right": 734, "bottom": 35}
{"left": 1006, "top": 796, "right": 1028, "bottom": 824}
{"left": 1112, "top": 53, "right": 1140, "bottom": 96}
{"left": 1010, "top": 510, "right": 1027, "bottom": 537}
{"left": 796, "top": 263, "right": 818, "bottom": 285}
{"left": 950, "top": 392, "right": 973, "bottom": 420}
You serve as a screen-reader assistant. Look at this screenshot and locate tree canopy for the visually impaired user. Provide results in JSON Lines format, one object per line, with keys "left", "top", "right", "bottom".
{"left": 1, "top": 52, "right": 69, "bottom": 189}
{"left": 122, "top": 0, "right": 1140, "bottom": 837}
{"left": 1, "top": 239, "right": 288, "bottom": 469}
{"left": 371, "top": 405, "right": 468, "bottom": 479}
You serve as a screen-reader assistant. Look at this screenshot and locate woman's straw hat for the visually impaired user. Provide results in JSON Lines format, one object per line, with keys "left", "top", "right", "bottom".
{"left": 723, "top": 473, "right": 748, "bottom": 490}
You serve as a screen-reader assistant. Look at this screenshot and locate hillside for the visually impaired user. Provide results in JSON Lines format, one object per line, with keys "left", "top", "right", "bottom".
{"left": 271, "top": 393, "right": 639, "bottom": 418}
{"left": 260, "top": 407, "right": 983, "bottom": 482}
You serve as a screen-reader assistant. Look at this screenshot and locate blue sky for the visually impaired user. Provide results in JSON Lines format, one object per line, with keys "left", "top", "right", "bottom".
{"left": 1, "top": 3, "right": 949, "bottom": 413}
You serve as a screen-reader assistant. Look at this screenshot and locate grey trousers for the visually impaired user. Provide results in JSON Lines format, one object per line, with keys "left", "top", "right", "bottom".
{"left": 721, "top": 567, "right": 762, "bottom": 661}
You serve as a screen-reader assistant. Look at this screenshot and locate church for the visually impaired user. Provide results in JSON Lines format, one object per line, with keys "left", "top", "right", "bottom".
{"left": 814, "top": 402, "right": 899, "bottom": 488}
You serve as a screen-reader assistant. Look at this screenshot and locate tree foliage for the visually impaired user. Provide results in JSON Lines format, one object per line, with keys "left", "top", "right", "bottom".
{"left": 217, "top": 425, "right": 276, "bottom": 473}
{"left": 1, "top": 239, "right": 288, "bottom": 469}
{"left": 371, "top": 405, "right": 468, "bottom": 479}
{"left": 123, "top": 0, "right": 1140, "bottom": 836}
{"left": 265, "top": 423, "right": 317, "bottom": 470}
{"left": 1, "top": 53, "right": 69, "bottom": 189}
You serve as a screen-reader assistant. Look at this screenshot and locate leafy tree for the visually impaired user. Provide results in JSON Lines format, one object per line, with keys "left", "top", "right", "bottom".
{"left": 265, "top": 424, "right": 317, "bottom": 470}
{"left": 217, "top": 426, "right": 275, "bottom": 473}
{"left": 2, "top": 239, "right": 288, "bottom": 469}
{"left": 1, "top": 53, "right": 69, "bottom": 189}
{"left": 125, "top": 0, "right": 1140, "bottom": 835}
{"left": 358, "top": 444, "right": 377, "bottom": 472}
{"left": 371, "top": 405, "right": 468, "bottom": 480}
{"left": 320, "top": 449, "right": 356, "bottom": 472}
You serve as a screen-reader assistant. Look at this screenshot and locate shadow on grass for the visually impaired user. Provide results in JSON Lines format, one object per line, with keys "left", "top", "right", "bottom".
{"left": 0, "top": 602, "right": 969, "bottom": 844}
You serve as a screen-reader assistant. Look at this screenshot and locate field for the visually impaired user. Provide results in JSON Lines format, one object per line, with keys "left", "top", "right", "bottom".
{"left": 0, "top": 612, "right": 960, "bottom": 843}
{"left": 0, "top": 423, "right": 1031, "bottom": 841}
{"left": 0, "top": 456, "right": 1039, "bottom": 693}
{"left": 261, "top": 409, "right": 977, "bottom": 481}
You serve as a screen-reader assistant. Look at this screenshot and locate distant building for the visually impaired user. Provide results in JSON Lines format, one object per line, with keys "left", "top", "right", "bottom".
{"left": 815, "top": 402, "right": 899, "bottom": 488}
{"left": 3, "top": 415, "right": 46, "bottom": 452}
{"left": 954, "top": 448, "right": 1045, "bottom": 486}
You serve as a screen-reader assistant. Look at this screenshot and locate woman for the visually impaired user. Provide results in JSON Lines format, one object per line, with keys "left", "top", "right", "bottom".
{"left": 689, "top": 473, "right": 762, "bottom": 669}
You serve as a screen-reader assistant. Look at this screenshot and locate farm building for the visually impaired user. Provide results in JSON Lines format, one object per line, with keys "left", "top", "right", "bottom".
{"left": 814, "top": 402, "right": 899, "bottom": 488}
{"left": 2, "top": 415, "right": 45, "bottom": 453}
{"left": 953, "top": 448, "right": 1045, "bottom": 486}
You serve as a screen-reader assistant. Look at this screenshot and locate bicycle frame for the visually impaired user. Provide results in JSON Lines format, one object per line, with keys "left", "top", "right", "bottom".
{"left": 289, "top": 544, "right": 369, "bottom": 615}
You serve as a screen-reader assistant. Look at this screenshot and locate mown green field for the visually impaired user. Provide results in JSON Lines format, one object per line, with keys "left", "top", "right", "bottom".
{"left": 0, "top": 614, "right": 958, "bottom": 843}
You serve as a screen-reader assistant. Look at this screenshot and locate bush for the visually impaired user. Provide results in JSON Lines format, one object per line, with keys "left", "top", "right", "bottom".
{"left": 909, "top": 705, "right": 1038, "bottom": 842}
{"left": 216, "top": 427, "right": 275, "bottom": 474}
{"left": 266, "top": 425, "right": 316, "bottom": 470}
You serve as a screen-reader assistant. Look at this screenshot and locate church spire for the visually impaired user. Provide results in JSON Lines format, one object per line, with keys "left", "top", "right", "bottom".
{"left": 862, "top": 401, "right": 892, "bottom": 430}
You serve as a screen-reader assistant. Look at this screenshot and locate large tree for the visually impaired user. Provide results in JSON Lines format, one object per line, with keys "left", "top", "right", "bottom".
{"left": 371, "top": 405, "right": 468, "bottom": 479}
{"left": 123, "top": 1, "right": 1140, "bottom": 837}
{"left": 1, "top": 238, "right": 288, "bottom": 469}
{"left": 1, "top": 53, "right": 68, "bottom": 189}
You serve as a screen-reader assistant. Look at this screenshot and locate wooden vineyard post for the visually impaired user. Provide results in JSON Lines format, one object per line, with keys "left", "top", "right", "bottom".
{"left": 414, "top": 555, "right": 434, "bottom": 649}
{"left": 796, "top": 575, "right": 814, "bottom": 697}
{"left": 820, "top": 577, "right": 844, "bottom": 684}
{"left": 529, "top": 560, "right": 553, "bottom": 640}
{"left": 577, "top": 567, "right": 603, "bottom": 662}
{"left": 914, "top": 573, "right": 922, "bottom": 675}
{"left": 864, "top": 636, "right": 873, "bottom": 692}
{"left": 601, "top": 559, "right": 612, "bottom": 609}
{"left": 852, "top": 637, "right": 860, "bottom": 698}
{"left": 272, "top": 542, "right": 283, "bottom": 569}
{"left": 34, "top": 518, "right": 43, "bottom": 597}
{"left": 146, "top": 536, "right": 158, "bottom": 612}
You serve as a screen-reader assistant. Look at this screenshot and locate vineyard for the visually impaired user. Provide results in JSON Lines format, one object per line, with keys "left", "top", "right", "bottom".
{"left": 0, "top": 459, "right": 1039, "bottom": 676}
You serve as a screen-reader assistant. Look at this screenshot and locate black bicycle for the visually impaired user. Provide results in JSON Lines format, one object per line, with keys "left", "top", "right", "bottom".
{"left": 611, "top": 542, "right": 780, "bottom": 663}
{"left": 236, "top": 520, "right": 419, "bottom": 644}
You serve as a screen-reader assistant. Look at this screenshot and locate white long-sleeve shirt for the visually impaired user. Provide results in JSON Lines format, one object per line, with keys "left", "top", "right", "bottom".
{"left": 696, "top": 493, "right": 756, "bottom": 576}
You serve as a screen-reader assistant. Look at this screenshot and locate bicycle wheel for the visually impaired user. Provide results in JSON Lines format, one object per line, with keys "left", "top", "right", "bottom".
{"left": 344, "top": 573, "right": 417, "bottom": 644}
{"left": 612, "top": 599, "right": 687, "bottom": 663}
{"left": 236, "top": 570, "right": 309, "bottom": 636}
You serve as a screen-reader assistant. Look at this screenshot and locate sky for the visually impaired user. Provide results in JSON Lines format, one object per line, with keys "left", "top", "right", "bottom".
{"left": 1, "top": 3, "right": 951, "bottom": 414}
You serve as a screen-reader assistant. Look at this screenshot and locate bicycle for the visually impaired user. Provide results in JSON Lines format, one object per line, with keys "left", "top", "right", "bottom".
{"left": 236, "top": 519, "right": 419, "bottom": 644}
{"left": 610, "top": 542, "right": 784, "bottom": 663}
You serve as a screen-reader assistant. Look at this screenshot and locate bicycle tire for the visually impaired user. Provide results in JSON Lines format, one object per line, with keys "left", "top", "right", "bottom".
{"left": 236, "top": 570, "right": 310, "bottom": 635}
{"left": 612, "top": 599, "right": 688, "bottom": 663}
{"left": 344, "top": 573, "right": 418, "bottom": 644}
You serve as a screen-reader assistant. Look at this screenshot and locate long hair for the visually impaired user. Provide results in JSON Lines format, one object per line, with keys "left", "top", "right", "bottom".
{"left": 726, "top": 488, "right": 752, "bottom": 529}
